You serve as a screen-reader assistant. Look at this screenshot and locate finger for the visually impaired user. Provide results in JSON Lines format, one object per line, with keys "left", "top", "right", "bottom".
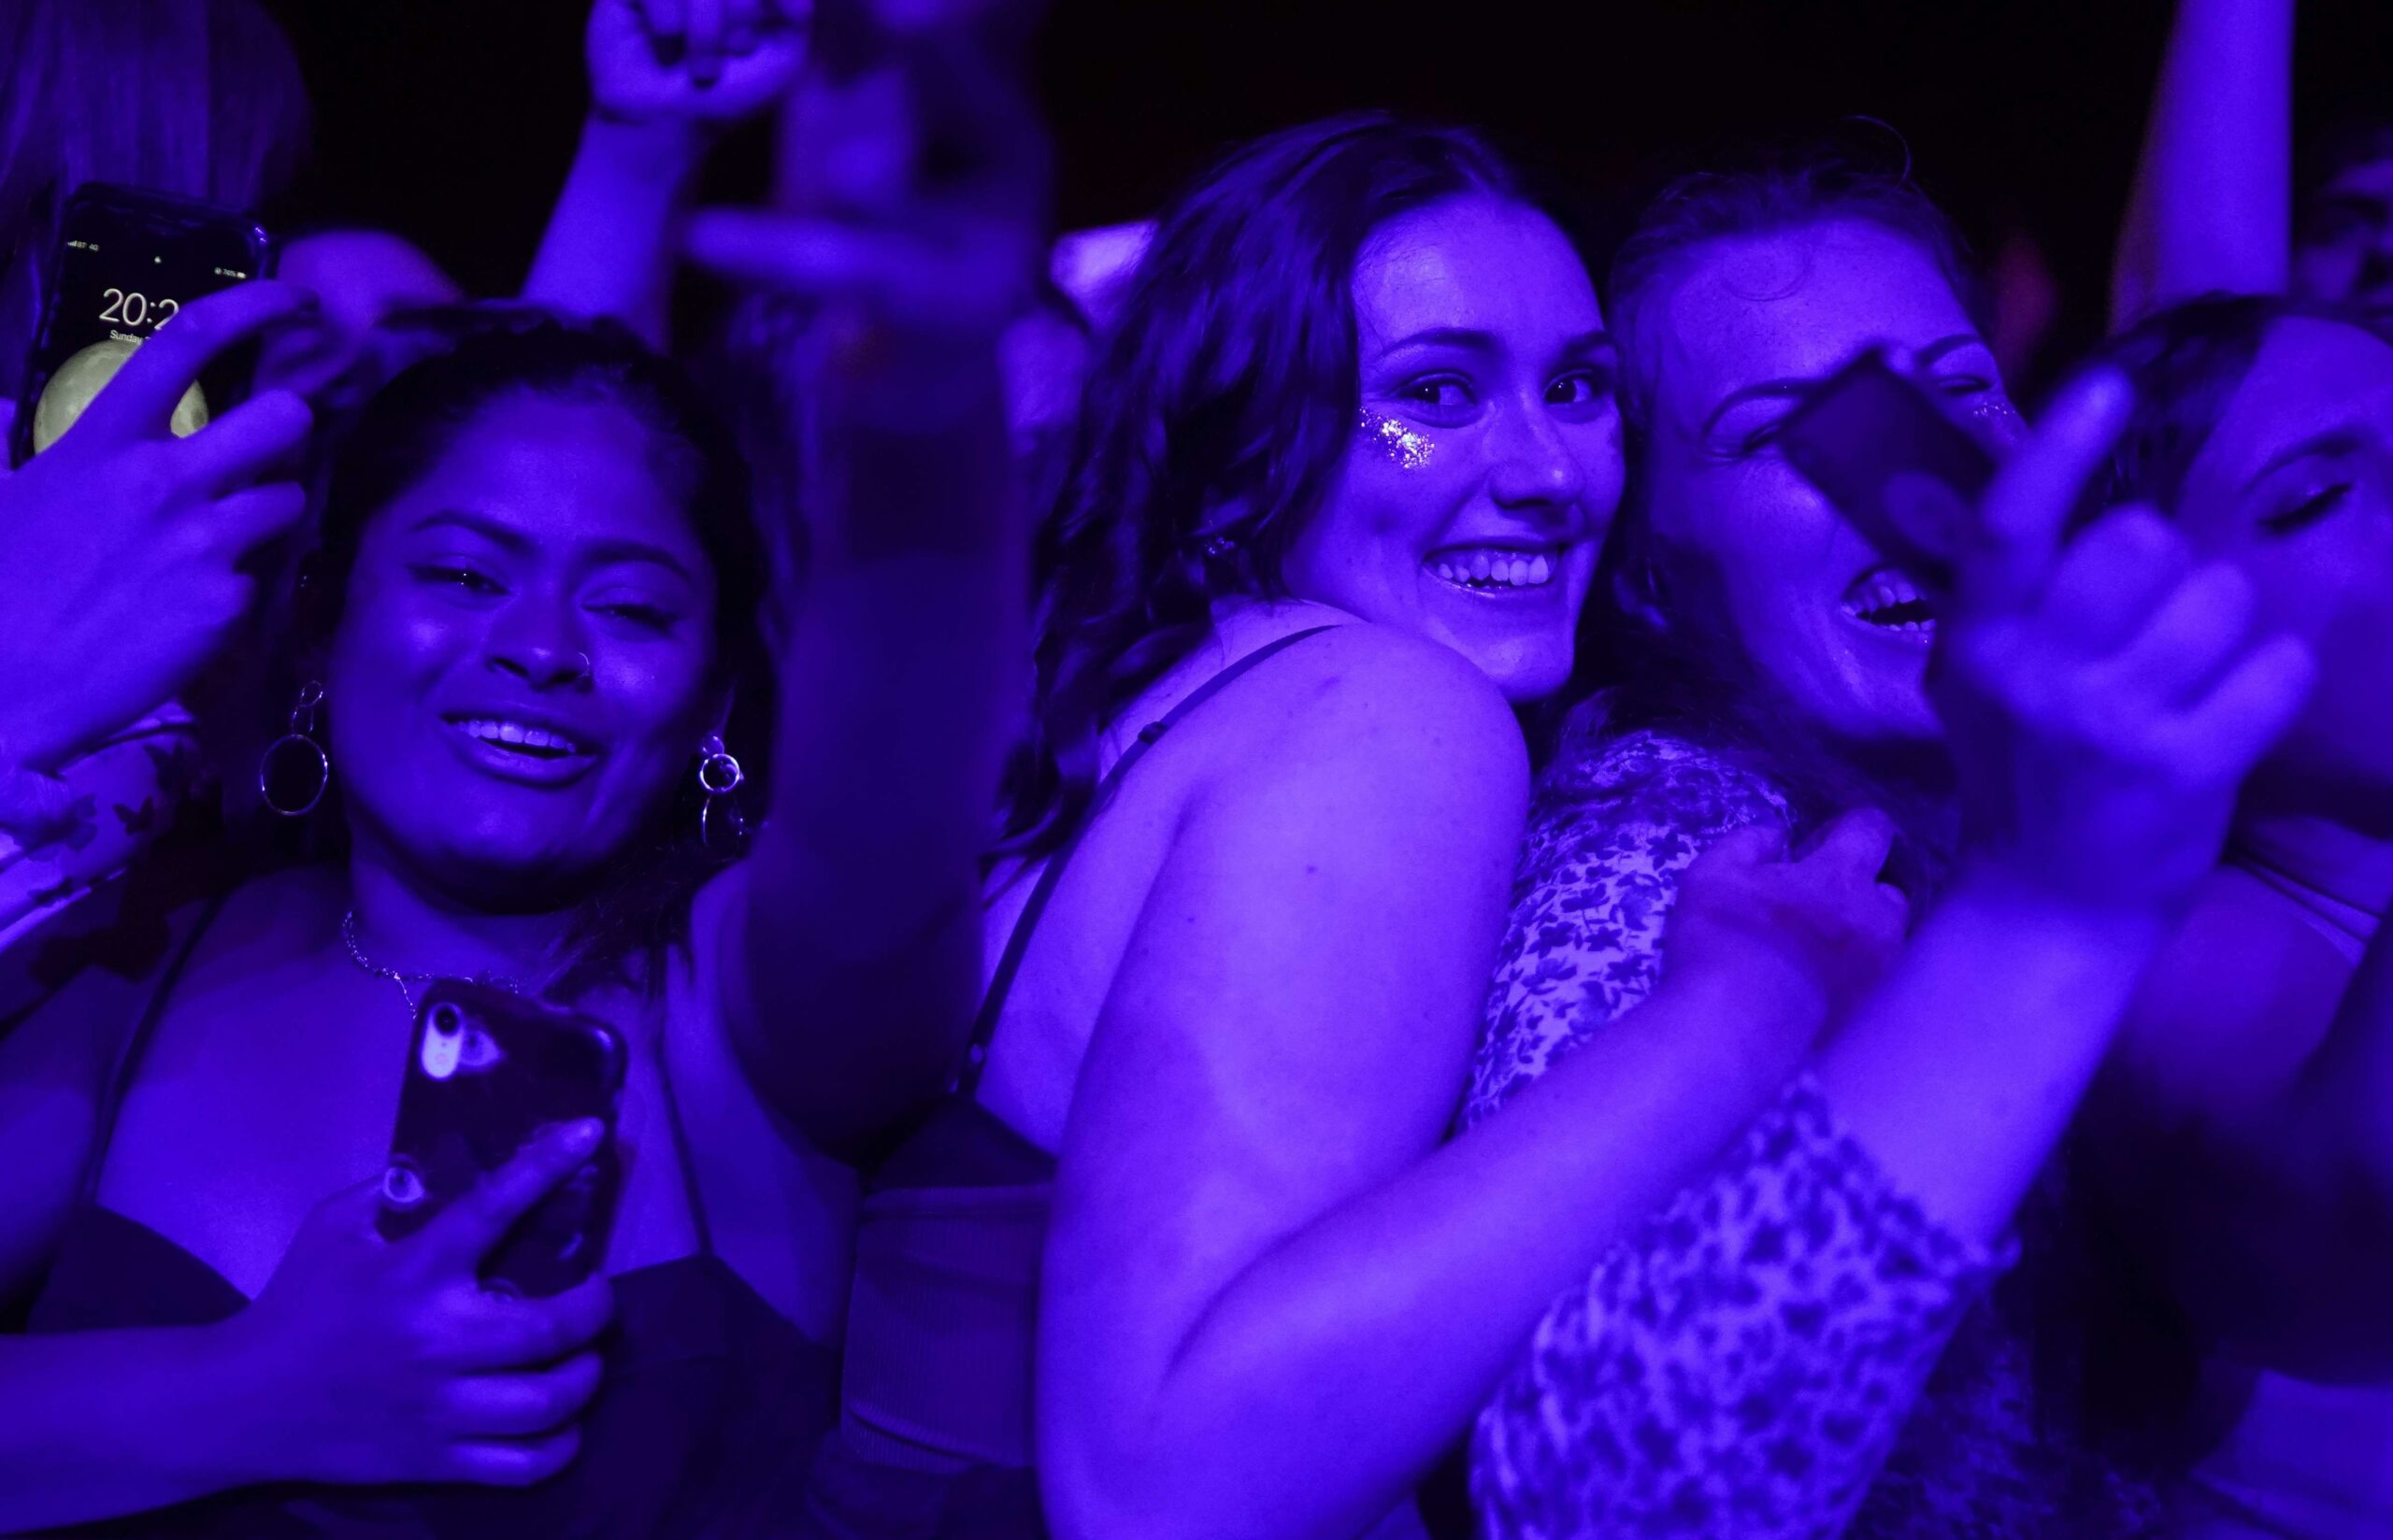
{"left": 2086, "top": 560, "right": 2257, "bottom": 708}
{"left": 208, "top": 481, "right": 310, "bottom": 557}
{"left": 442, "top": 1351, "right": 605, "bottom": 1436}
{"left": 302, "top": 1174, "right": 394, "bottom": 1239}
{"left": 2037, "top": 506, "right": 2191, "bottom": 657}
{"left": 2152, "top": 633, "right": 2315, "bottom": 781}
{"left": 1795, "top": 806, "right": 1898, "bottom": 881}
{"left": 1955, "top": 366, "right": 2133, "bottom": 621}
{"left": 417, "top": 1119, "right": 606, "bottom": 1271}
{"left": 1690, "top": 820, "right": 1791, "bottom": 873}
{"left": 725, "top": 0, "right": 765, "bottom": 50}
{"left": 643, "top": 0, "right": 690, "bottom": 48}
{"left": 175, "top": 389, "right": 313, "bottom": 494}
{"left": 442, "top": 1427, "right": 581, "bottom": 1488}
{"left": 455, "top": 1275, "right": 616, "bottom": 1369}
{"left": 71, "top": 281, "right": 313, "bottom": 441}
{"left": 685, "top": 0, "right": 727, "bottom": 83}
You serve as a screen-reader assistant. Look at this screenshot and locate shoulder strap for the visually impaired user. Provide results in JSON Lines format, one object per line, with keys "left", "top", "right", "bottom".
{"left": 957, "top": 624, "right": 1340, "bottom": 1100}
{"left": 651, "top": 1028, "right": 717, "bottom": 1258}
{"left": 79, "top": 891, "right": 229, "bottom": 1207}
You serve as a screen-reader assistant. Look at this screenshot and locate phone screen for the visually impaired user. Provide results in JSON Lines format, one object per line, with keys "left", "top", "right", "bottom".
{"left": 11, "top": 184, "right": 269, "bottom": 464}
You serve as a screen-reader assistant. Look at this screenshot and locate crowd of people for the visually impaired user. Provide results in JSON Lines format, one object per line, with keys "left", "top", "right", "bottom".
{"left": 0, "top": 0, "right": 2389, "bottom": 1535}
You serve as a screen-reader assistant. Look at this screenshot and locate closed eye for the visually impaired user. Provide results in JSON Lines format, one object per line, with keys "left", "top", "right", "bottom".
{"left": 2262, "top": 481, "right": 2354, "bottom": 535}
{"left": 594, "top": 601, "right": 680, "bottom": 632}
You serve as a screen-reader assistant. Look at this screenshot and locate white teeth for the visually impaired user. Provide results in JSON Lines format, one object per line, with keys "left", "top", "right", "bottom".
{"left": 1426, "top": 548, "right": 1562, "bottom": 591}
{"left": 460, "top": 719, "right": 583, "bottom": 755}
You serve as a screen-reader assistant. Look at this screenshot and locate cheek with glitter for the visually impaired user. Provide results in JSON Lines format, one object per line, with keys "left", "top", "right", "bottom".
{"left": 1360, "top": 410, "right": 1435, "bottom": 472}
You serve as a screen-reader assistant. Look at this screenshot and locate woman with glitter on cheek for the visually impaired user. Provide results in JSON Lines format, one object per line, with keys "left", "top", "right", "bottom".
{"left": 796, "top": 111, "right": 1914, "bottom": 1540}
{"left": 1280, "top": 192, "right": 1624, "bottom": 704}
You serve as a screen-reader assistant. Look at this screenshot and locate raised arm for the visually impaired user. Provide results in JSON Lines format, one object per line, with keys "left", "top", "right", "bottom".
{"left": 1037, "top": 628, "right": 1910, "bottom": 1540}
{"left": 2111, "top": 0, "right": 2296, "bottom": 327}
{"left": 523, "top": 0, "right": 808, "bottom": 346}
{"left": 695, "top": 0, "right": 1045, "bottom": 1155}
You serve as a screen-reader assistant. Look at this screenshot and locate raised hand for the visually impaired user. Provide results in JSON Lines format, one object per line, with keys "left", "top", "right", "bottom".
{"left": 1930, "top": 368, "right": 2314, "bottom": 913}
{"left": 1665, "top": 810, "right": 1913, "bottom": 1048}
{"left": 0, "top": 282, "right": 314, "bottom": 775}
{"left": 586, "top": 0, "right": 811, "bottom": 124}
{"left": 681, "top": 0, "right": 1048, "bottom": 369}
{"left": 223, "top": 1120, "right": 616, "bottom": 1488}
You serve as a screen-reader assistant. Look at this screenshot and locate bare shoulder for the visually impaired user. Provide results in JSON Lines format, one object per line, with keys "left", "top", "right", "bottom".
{"left": 1199, "top": 621, "right": 1528, "bottom": 801}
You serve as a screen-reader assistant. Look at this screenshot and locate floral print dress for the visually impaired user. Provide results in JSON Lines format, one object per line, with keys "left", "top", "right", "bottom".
{"left": 1465, "top": 711, "right": 2162, "bottom": 1539}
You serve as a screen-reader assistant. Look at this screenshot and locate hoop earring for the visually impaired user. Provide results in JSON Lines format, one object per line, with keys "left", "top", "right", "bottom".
{"left": 259, "top": 681, "right": 330, "bottom": 818}
{"left": 696, "top": 734, "right": 747, "bottom": 854}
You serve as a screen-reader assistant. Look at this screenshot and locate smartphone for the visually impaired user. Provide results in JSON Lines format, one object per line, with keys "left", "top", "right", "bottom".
{"left": 11, "top": 182, "right": 272, "bottom": 466}
{"left": 377, "top": 980, "right": 627, "bottom": 1299}
{"left": 1776, "top": 349, "right": 1999, "bottom": 596}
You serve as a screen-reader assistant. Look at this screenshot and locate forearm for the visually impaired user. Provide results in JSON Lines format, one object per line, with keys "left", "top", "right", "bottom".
{"left": 1820, "top": 866, "right": 2171, "bottom": 1243}
{"left": 733, "top": 349, "right": 1023, "bottom": 1147}
{"left": 1047, "top": 974, "right": 1807, "bottom": 1540}
{"left": 0, "top": 1324, "right": 266, "bottom": 1530}
{"left": 2112, "top": 0, "right": 2294, "bottom": 325}
{"left": 522, "top": 114, "right": 706, "bottom": 347}
{"left": 1476, "top": 1076, "right": 1999, "bottom": 1540}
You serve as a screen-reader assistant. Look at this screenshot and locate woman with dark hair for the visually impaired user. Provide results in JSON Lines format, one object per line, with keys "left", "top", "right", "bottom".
{"left": 0, "top": 52, "right": 1034, "bottom": 1526}
{"left": 1466, "top": 158, "right": 2311, "bottom": 1537}
{"left": 805, "top": 110, "right": 1913, "bottom": 1540}
{"left": 2075, "top": 294, "right": 2393, "bottom": 1538}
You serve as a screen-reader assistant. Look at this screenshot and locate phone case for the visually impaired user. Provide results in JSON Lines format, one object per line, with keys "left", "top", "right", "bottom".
{"left": 1775, "top": 349, "right": 1999, "bottom": 596}
{"left": 376, "top": 980, "right": 626, "bottom": 1298}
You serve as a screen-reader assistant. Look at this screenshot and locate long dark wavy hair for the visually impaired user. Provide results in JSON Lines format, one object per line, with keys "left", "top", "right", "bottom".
{"left": 999, "top": 111, "right": 1563, "bottom": 860}
{"left": 1576, "top": 148, "right": 1987, "bottom": 901}
{"left": 292, "top": 317, "right": 772, "bottom": 991}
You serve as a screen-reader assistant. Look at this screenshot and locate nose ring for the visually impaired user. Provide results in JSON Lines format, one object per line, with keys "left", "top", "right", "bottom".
{"left": 572, "top": 651, "right": 593, "bottom": 684}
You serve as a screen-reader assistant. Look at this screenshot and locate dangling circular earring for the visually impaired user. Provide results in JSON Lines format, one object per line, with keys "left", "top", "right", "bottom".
{"left": 696, "top": 734, "right": 747, "bottom": 854}
{"left": 259, "top": 680, "right": 330, "bottom": 818}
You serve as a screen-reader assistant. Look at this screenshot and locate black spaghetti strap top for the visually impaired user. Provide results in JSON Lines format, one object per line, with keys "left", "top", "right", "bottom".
{"left": 21, "top": 888, "right": 837, "bottom": 1539}
{"left": 800, "top": 625, "right": 1339, "bottom": 1540}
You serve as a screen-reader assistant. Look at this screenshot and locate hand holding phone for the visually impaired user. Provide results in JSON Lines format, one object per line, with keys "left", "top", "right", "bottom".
{"left": 226, "top": 1120, "right": 615, "bottom": 1488}
{"left": 0, "top": 280, "right": 313, "bottom": 774}
{"left": 378, "top": 981, "right": 628, "bottom": 1299}
{"left": 1775, "top": 349, "right": 1999, "bottom": 596}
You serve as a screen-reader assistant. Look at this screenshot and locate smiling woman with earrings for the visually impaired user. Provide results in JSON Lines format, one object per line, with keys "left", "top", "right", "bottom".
{"left": 0, "top": 6, "right": 1039, "bottom": 1533}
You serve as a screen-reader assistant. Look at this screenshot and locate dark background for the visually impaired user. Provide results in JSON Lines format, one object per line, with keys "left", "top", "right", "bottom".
{"left": 257, "top": 0, "right": 2393, "bottom": 386}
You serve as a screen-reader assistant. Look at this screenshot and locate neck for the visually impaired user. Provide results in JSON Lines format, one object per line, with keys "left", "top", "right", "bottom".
{"left": 343, "top": 831, "right": 577, "bottom": 986}
{"left": 2230, "top": 806, "right": 2393, "bottom": 921}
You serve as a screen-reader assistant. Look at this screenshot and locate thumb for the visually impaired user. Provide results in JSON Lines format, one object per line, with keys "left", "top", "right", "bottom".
{"left": 416, "top": 1119, "right": 606, "bottom": 1274}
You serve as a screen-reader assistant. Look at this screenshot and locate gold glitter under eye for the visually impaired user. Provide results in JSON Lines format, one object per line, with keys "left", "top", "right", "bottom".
{"left": 1360, "top": 410, "right": 1434, "bottom": 471}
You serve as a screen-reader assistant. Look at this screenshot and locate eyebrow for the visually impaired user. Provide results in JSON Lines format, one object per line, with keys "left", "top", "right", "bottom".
{"left": 2241, "top": 427, "right": 2364, "bottom": 492}
{"left": 406, "top": 509, "right": 699, "bottom": 583}
{"left": 1698, "top": 332, "right": 1988, "bottom": 437}
{"left": 1374, "top": 325, "right": 1615, "bottom": 362}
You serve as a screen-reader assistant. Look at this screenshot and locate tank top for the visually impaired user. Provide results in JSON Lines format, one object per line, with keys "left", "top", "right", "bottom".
{"left": 799, "top": 626, "right": 1338, "bottom": 1540}
{"left": 21, "top": 891, "right": 838, "bottom": 1538}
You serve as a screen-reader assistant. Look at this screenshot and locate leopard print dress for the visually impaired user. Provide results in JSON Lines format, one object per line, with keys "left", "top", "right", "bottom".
{"left": 1465, "top": 714, "right": 2164, "bottom": 1539}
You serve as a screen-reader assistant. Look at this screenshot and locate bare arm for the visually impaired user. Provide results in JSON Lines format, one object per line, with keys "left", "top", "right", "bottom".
{"left": 718, "top": 340, "right": 1025, "bottom": 1155}
{"left": 523, "top": 116, "right": 708, "bottom": 348}
{"left": 523, "top": 0, "right": 809, "bottom": 346}
{"left": 702, "top": 5, "right": 1045, "bottom": 1155}
{"left": 1035, "top": 636, "right": 1899, "bottom": 1540}
{"left": 2111, "top": 0, "right": 2295, "bottom": 327}
{"left": 2090, "top": 888, "right": 2393, "bottom": 1377}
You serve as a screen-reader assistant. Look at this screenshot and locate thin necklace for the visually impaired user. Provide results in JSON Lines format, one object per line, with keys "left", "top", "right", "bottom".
{"left": 340, "top": 908, "right": 527, "bottom": 1020}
